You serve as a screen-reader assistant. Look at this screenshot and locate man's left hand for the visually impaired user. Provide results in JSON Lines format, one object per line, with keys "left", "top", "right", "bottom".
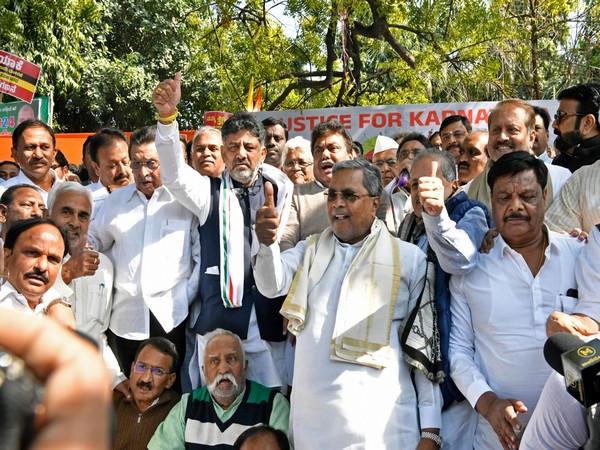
{"left": 255, "top": 181, "right": 279, "bottom": 246}
{"left": 547, "top": 311, "right": 598, "bottom": 338}
{"left": 46, "top": 303, "right": 76, "bottom": 329}
{"left": 418, "top": 161, "right": 445, "bottom": 217}
{"left": 417, "top": 437, "right": 441, "bottom": 449}
{"left": 61, "top": 249, "right": 100, "bottom": 284}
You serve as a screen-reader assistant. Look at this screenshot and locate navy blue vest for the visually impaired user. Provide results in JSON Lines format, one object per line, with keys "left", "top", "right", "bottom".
{"left": 193, "top": 177, "right": 285, "bottom": 342}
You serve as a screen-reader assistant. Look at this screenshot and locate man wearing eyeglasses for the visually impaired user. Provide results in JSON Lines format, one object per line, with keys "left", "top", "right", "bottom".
{"left": 552, "top": 83, "right": 600, "bottom": 173}
{"left": 89, "top": 125, "right": 200, "bottom": 393}
{"left": 0, "top": 119, "right": 60, "bottom": 204}
{"left": 114, "top": 337, "right": 181, "bottom": 450}
{"left": 372, "top": 135, "right": 400, "bottom": 188}
{"left": 254, "top": 158, "right": 442, "bottom": 449}
{"left": 152, "top": 74, "right": 293, "bottom": 393}
{"left": 439, "top": 115, "right": 472, "bottom": 163}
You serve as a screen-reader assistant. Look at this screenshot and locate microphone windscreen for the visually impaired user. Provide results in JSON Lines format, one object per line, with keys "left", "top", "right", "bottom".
{"left": 544, "top": 332, "right": 585, "bottom": 375}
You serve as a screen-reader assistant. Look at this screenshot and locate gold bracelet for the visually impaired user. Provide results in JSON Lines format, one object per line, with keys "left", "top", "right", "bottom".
{"left": 156, "top": 109, "right": 179, "bottom": 122}
{"left": 43, "top": 297, "right": 72, "bottom": 315}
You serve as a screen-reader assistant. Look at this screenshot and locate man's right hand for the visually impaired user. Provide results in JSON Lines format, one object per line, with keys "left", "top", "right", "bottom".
{"left": 255, "top": 181, "right": 279, "bottom": 246}
{"left": 476, "top": 391, "right": 527, "bottom": 450}
{"left": 152, "top": 72, "right": 182, "bottom": 120}
{"left": 61, "top": 249, "right": 100, "bottom": 284}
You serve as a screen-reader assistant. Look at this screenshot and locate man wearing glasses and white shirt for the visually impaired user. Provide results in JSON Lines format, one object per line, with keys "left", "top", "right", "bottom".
{"left": 89, "top": 125, "right": 200, "bottom": 393}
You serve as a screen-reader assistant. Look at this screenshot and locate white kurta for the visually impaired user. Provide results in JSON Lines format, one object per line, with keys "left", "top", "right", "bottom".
{"left": 254, "top": 233, "right": 442, "bottom": 449}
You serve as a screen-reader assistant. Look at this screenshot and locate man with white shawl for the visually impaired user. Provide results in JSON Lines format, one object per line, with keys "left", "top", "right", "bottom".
{"left": 152, "top": 74, "right": 293, "bottom": 391}
{"left": 254, "top": 158, "right": 442, "bottom": 449}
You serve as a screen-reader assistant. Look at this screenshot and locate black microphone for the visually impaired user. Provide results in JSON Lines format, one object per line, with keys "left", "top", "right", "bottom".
{"left": 544, "top": 333, "right": 600, "bottom": 407}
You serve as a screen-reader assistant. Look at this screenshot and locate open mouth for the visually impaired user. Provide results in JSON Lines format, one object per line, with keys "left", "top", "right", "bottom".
{"left": 333, "top": 213, "right": 349, "bottom": 221}
{"left": 320, "top": 160, "right": 334, "bottom": 172}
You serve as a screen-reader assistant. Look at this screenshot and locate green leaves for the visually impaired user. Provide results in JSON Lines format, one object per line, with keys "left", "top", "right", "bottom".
{"left": 2, "top": 0, "right": 599, "bottom": 131}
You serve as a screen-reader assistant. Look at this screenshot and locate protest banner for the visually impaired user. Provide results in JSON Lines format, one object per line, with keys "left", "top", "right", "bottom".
{"left": 254, "top": 99, "right": 559, "bottom": 151}
{"left": 0, "top": 51, "right": 42, "bottom": 103}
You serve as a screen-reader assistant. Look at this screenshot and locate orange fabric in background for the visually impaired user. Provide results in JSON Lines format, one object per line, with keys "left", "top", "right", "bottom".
{"left": 0, "top": 130, "right": 197, "bottom": 166}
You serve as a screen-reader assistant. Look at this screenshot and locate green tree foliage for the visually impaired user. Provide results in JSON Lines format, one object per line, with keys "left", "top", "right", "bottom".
{"left": 1, "top": 0, "right": 600, "bottom": 131}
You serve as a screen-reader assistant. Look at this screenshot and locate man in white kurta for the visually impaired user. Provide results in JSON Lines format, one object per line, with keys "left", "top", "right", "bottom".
{"left": 449, "top": 151, "right": 599, "bottom": 449}
{"left": 254, "top": 159, "right": 442, "bottom": 449}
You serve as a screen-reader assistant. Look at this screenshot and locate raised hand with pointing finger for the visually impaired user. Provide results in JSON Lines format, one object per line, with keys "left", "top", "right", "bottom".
{"left": 255, "top": 180, "right": 279, "bottom": 246}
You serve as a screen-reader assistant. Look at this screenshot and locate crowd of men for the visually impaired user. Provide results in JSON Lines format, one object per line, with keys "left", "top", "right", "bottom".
{"left": 1, "top": 79, "right": 600, "bottom": 450}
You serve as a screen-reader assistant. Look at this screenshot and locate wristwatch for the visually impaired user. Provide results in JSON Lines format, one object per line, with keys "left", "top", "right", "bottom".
{"left": 421, "top": 431, "right": 443, "bottom": 448}
{"left": 43, "top": 297, "right": 72, "bottom": 315}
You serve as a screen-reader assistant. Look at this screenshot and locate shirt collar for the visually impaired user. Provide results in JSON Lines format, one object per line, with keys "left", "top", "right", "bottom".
{"left": 0, "top": 281, "right": 50, "bottom": 311}
{"left": 496, "top": 224, "right": 554, "bottom": 258}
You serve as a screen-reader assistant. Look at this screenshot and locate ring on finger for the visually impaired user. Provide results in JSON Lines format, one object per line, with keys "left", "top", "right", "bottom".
{"left": 155, "top": 87, "right": 163, "bottom": 95}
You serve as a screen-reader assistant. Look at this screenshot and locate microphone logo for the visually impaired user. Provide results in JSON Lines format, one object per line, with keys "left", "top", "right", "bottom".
{"left": 577, "top": 346, "right": 596, "bottom": 358}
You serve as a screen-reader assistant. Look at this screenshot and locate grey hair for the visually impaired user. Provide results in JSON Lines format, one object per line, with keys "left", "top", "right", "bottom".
{"left": 284, "top": 136, "right": 312, "bottom": 162}
{"left": 192, "top": 126, "right": 222, "bottom": 146}
{"left": 410, "top": 148, "right": 458, "bottom": 182}
{"left": 47, "top": 181, "right": 94, "bottom": 216}
{"left": 332, "top": 158, "right": 383, "bottom": 197}
{"left": 202, "top": 328, "right": 246, "bottom": 364}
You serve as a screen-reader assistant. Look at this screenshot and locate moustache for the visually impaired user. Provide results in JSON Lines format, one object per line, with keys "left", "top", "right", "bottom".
{"left": 137, "top": 380, "right": 153, "bottom": 390}
{"left": 114, "top": 172, "right": 129, "bottom": 182}
{"left": 233, "top": 160, "right": 252, "bottom": 169}
{"left": 504, "top": 213, "right": 530, "bottom": 222}
{"left": 493, "top": 142, "right": 516, "bottom": 150}
{"left": 208, "top": 373, "right": 238, "bottom": 390}
{"left": 458, "top": 162, "right": 469, "bottom": 169}
{"left": 24, "top": 268, "right": 49, "bottom": 284}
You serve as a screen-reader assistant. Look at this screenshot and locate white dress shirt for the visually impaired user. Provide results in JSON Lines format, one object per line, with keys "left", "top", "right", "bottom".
{"left": 546, "top": 160, "right": 600, "bottom": 233}
{"left": 89, "top": 183, "right": 200, "bottom": 339}
{"left": 254, "top": 235, "right": 442, "bottom": 449}
{"left": 0, "top": 281, "right": 57, "bottom": 315}
{"left": 449, "top": 229, "right": 586, "bottom": 448}
{"left": 54, "top": 252, "right": 126, "bottom": 388}
{"left": 0, "top": 169, "right": 61, "bottom": 204}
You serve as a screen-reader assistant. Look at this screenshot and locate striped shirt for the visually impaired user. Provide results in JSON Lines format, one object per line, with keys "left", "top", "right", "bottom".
{"left": 545, "top": 159, "right": 600, "bottom": 233}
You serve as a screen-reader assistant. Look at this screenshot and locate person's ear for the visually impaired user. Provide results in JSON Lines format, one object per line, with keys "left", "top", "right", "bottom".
{"left": 542, "top": 187, "right": 548, "bottom": 204}
{"left": 90, "top": 161, "right": 100, "bottom": 178}
{"left": 165, "top": 373, "right": 176, "bottom": 389}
